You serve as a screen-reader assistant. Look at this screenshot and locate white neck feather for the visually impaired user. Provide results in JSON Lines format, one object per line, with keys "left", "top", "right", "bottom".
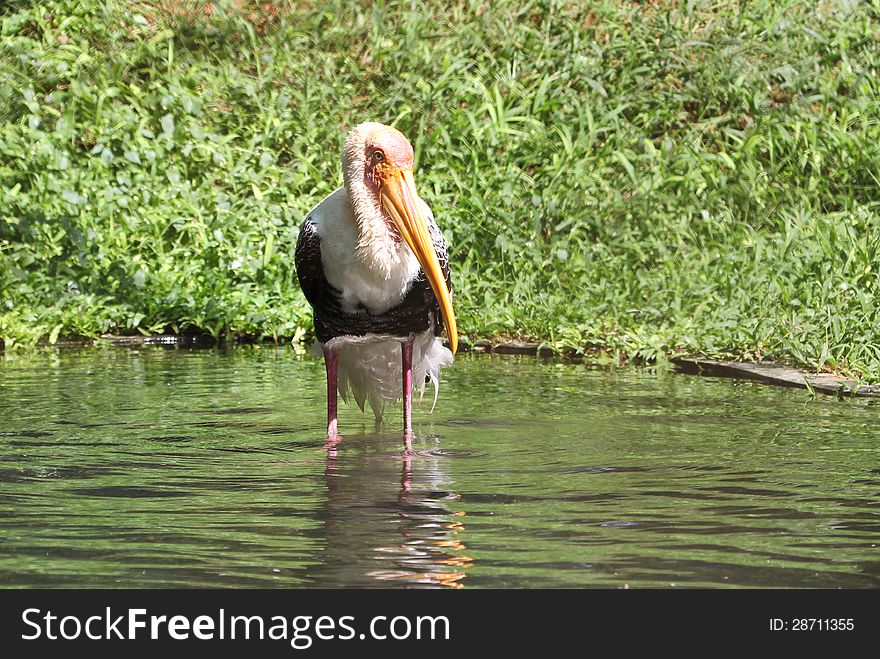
{"left": 342, "top": 125, "right": 412, "bottom": 280}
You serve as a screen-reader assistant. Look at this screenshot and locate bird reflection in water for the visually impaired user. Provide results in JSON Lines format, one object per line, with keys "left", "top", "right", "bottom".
{"left": 317, "top": 435, "right": 472, "bottom": 588}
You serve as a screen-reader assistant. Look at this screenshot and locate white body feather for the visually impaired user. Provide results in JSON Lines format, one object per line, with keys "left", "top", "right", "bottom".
{"left": 306, "top": 187, "right": 453, "bottom": 418}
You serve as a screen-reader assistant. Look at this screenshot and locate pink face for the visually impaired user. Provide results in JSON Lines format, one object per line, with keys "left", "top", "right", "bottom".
{"left": 363, "top": 128, "right": 414, "bottom": 191}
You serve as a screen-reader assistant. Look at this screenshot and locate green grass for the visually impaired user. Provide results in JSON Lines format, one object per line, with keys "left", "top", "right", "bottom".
{"left": 2, "top": 0, "right": 880, "bottom": 380}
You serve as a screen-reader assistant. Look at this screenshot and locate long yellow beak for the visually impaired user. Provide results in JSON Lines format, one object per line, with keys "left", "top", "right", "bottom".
{"left": 380, "top": 168, "right": 458, "bottom": 354}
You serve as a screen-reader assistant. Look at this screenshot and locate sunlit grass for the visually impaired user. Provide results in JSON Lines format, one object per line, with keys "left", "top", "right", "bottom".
{"left": 1, "top": 0, "right": 879, "bottom": 380}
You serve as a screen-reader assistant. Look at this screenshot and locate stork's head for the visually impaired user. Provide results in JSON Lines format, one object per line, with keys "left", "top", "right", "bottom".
{"left": 342, "top": 122, "right": 458, "bottom": 354}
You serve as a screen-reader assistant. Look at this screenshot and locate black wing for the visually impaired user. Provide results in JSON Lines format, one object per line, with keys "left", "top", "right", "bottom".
{"left": 294, "top": 216, "right": 327, "bottom": 309}
{"left": 295, "top": 216, "right": 355, "bottom": 340}
{"left": 423, "top": 215, "right": 452, "bottom": 335}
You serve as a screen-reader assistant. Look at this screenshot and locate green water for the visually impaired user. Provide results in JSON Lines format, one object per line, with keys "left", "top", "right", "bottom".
{"left": 0, "top": 347, "right": 878, "bottom": 588}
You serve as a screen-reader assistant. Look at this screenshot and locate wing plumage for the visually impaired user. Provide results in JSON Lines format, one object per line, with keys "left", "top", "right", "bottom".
{"left": 420, "top": 207, "right": 452, "bottom": 335}
{"left": 294, "top": 216, "right": 327, "bottom": 309}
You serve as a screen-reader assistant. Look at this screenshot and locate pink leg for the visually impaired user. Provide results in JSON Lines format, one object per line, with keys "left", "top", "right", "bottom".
{"left": 402, "top": 339, "right": 414, "bottom": 442}
{"left": 323, "top": 345, "right": 340, "bottom": 441}
{"left": 400, "top": 451, "right": 413, "bottom": 493}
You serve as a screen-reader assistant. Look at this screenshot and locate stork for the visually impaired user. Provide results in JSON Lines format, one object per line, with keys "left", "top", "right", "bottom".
{"left": 295, "top": 122, "right": 458, "bottom": 444}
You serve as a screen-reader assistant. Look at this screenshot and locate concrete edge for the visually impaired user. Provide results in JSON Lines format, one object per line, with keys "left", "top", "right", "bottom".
{"left": 672, "top": 357, "right": 880, "bottom": 398}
